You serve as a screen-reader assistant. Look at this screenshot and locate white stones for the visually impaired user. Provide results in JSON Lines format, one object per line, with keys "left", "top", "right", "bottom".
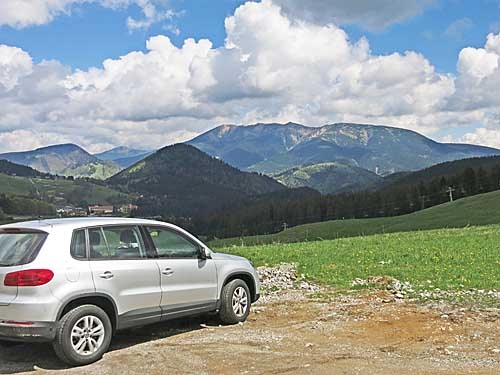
{"left": 257, "top": 264, "right": 321, "bottom": 295}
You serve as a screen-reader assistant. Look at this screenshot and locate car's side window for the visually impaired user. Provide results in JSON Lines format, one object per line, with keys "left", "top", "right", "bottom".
{"left": 70, "top": 229, "right": 87, "bottom": 259}
{"left": 88, "top": 226, "right": 146, "bottom": 260}
{"left": 145, "top": 226, "right": 199, "bottom": 258}
{"left": 88, "top": 228, "right": 109, "bottom": 259}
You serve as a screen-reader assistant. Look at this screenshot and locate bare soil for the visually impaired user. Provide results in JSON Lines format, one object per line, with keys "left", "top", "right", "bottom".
{"left": 1, "top": 290, "right": 499, "bottom": 375}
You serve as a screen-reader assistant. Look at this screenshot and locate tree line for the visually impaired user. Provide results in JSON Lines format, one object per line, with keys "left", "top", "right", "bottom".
{"left": 0, "top": 194, "right": 55, "bottom": 217}
{"left": 189, "top": 162, "right": 500, "bottom": 239}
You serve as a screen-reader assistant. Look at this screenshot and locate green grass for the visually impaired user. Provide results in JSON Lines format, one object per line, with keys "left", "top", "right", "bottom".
{"left": 209, "top": 189, "right": 500, "bottom": 247}
{"left": 0, "top": 173, "right": 133, "bottom": 206}
{"left": 217, "top": 225, "right": 500, "bottom": 291}
{"left": 0, "top": 174, "right": 36, "bottom": 195}
{"left": 30, "top": 178, "right": 132, "bottom": 205}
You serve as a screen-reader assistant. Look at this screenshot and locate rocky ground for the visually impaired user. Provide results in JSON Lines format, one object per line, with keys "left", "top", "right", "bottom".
{"left": 0, "top": 264, "right": 499, "bottom": 374}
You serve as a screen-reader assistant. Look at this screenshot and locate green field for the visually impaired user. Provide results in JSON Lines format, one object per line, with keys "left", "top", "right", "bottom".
{"left": 0, "top": 173, "right": 132, "bottom": 206}
{"left": 210, "top": 189, "right": 500, "bottom": 247}
{"left": 0, "top": 174, "right": 36, "bottom": 195}
{"left": 217, "top": 225, "right": 500, "bottom": 292}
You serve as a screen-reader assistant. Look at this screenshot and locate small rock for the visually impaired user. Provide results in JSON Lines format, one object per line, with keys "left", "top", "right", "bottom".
{"left": 305, "top": 342, "right": 314, "bottom": 348}
{"left": 471, "top": 331, "right": 482, "bottom": 340}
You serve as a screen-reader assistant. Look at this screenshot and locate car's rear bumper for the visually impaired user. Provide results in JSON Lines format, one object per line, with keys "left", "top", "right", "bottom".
{"left": 0, "top": 321, "right": 56, "bottom": 342}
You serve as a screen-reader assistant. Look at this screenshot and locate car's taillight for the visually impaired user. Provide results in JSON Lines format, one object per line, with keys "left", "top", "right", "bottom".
{"left": 4, "top": 269, "right": 54, "bottom": 287}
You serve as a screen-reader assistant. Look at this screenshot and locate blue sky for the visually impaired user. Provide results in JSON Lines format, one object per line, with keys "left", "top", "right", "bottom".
{"left": 0, "top": 0, "right": 247, "bottom": 69}
{"left": 1, "top": 0, "right": 498, "bottom": 72}
{"left": 0, "top": 0, "right": 499, "bottom": 152}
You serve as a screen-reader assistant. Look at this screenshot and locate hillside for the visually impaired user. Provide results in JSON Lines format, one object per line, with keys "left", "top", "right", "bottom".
{"left": 274, "top": 162, "right": 383, "bottom": 194}
{"left": 0, "top": 159, "right": 46, "bottom": 178}
{"left": 188, "top": 122, "right": 500, "bottom": 191}
{"left": 0, "top": 173, "right": 132, "bottom": 210}
{"left": 0, "top": 144, "right": 120, "bottom": 179}
{"left": 209, "top": 188, "right": 500, "bottom": 247}
{"left": 383, "top": 155, "right": 500, "bottom": 190}
{"left": 94, "top": 146, "right": 154, "bottom": 168}
{"left": 107, "top": 144, "right": 286, "bottom": 217}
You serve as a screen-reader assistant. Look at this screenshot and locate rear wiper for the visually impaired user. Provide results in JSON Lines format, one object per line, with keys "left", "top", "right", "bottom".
{"left": 0, "top": 263, "right": 15, "bottom": 267}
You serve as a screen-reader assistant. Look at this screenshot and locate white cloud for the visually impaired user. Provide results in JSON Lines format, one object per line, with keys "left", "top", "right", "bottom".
{"left": 0, "top": 0, "right": 178, "bottom": 31}
{"left": 272, "top": 0, "right": 435, "bottom": 31}
{"left": 0, "top": 45, "right": 33, "bottom": 91}
{"left": 454, "top": 33, "right": 500, "bottom": 112}
{"left": 64, "top": 35, "right": 216, "bottom": 120}
{"left": 451, "top": 128, "right": 500, "bottom": 149}
{"left": 1, "top": 1, "right": 500, "bottom": 152}
{"left": 126, "top": 1, "right": 180, "bottom": 32}
{"left": 444, "top": 18, "right": 474, "bottom": 40}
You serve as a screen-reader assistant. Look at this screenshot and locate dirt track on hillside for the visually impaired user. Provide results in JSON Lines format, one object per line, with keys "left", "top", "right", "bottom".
{"left": 1, "top": 288, "right": 499, "bottom": 375}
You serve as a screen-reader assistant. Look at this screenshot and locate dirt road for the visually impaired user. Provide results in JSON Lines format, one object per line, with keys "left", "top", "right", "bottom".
{"left": 1, "top": 287, "right": 499, "bottom": 375}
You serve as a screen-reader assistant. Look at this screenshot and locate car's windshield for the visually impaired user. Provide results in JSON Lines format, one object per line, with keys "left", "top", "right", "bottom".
{"left": 0, "top": 230, "right": 48, "bottom": 266}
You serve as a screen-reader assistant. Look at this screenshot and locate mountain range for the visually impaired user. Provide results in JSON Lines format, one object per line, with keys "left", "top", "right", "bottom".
{"left": 188, "top": 122, "right": 500, "bottom": 193}
{"left": 2, "top": 122, "right": 500, "bottom": 194}
{"left": 0, "top": 144, "right": 155, "bottom": 179}
{"left": 0, "top": 144, "right": 120, "bottom": 179}
{"left": 94, "top": 146, "right": 154, "bottom": 168}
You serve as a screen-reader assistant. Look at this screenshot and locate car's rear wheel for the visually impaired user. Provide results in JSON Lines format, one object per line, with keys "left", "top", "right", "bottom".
{"left": 53, "top": 304, "right": 112, "bottom": 366}
{"left": 219, "top": 279, "right": 251, "bottom": 324}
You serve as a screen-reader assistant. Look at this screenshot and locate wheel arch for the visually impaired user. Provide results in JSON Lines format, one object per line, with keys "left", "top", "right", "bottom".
{"left": 221, "top": 272, "right": 258, "bottom": 302}
{"left": 56, "top": 293, "right": 119, "bottom": 334}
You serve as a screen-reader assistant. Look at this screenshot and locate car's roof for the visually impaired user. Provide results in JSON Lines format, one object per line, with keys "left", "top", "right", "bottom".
{"left": 0, "top": 217, "right": 170, "bottom": 233}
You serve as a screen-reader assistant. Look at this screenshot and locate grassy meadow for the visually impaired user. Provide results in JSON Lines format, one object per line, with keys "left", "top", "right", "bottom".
{"left": 217, "top": 224, "right": 500, "bottom": 292}
{"left": 0, "top": 173, "right": 132, "bottom": 206}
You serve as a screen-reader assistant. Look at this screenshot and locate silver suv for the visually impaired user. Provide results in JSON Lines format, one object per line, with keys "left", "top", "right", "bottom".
{"left": 0, "top": 218, "right": 259, "bottom": 366}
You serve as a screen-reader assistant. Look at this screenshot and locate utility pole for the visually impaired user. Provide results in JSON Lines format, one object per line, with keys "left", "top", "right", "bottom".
{"left": 447, "top": 186, "right": 455, "bottom": 202}
{"left": 420, "top": 195, "right": 427, "bottom": 210}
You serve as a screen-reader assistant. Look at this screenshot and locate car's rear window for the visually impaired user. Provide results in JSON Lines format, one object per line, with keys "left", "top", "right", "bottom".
{"left": 0, "top": 230, "right": 48, "bottom": 267}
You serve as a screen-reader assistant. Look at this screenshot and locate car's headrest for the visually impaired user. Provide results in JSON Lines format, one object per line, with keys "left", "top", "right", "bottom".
{"left": 120, "top": 229, "right": 135, "bottom": 244}
{"left": 89, "top": 231, "right": 101, "bottom": 246}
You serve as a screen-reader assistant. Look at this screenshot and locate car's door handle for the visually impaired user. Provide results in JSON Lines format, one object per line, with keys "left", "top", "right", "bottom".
{"left": 161, "top": 268, "right": 174, "bottom": 276}
{"left": 99, "top": 271, "right": 114, "bottom": 280}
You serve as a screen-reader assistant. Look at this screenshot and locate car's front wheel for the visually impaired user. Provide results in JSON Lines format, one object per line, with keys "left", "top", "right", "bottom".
{"left": 219, "top": 279, "right": 251, "bottom": 324}
{"left": 53, "top": 304, "right": 112, "bottom": 366}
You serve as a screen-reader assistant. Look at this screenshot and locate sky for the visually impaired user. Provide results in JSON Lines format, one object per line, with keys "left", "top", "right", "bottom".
{"left": 0, "top": 0, "right": 500, "bottom": 153}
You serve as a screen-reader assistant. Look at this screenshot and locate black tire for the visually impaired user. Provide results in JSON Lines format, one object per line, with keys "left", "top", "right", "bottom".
{"left": 219, "top": 279, "right": 251, "bottom": 324}
{"left": 52, "top": 304, "right": 112, "bottom": 366}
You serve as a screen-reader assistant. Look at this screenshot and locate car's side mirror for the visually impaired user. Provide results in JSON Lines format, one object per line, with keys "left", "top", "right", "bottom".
{"left": 199, "top": 246, "right": 210, "bottom": 260}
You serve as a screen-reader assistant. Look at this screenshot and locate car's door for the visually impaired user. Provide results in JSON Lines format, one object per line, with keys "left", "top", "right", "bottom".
{"left": 143, "top": 226, "right": 218, "bottom": 319}
{"left": 88, "top": 225, "right": 162, "bottom": 328}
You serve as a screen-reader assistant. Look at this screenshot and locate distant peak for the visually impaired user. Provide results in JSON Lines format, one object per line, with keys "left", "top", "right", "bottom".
{"left": 34, "top": 143, "right": 85, "bottom": 152}
{"left": 216, "top": 124, "right": 236, "bottom": 136}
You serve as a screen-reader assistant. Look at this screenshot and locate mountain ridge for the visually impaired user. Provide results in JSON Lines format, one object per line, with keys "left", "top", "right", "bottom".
{"left": 188, "top": 122, "right": 500, "bottom": 192}
{"left": 0, "top": 143, "right": 120, "bottom": 179}
{"left": 94, "top": 146, "right": 154, "bottom": 168}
